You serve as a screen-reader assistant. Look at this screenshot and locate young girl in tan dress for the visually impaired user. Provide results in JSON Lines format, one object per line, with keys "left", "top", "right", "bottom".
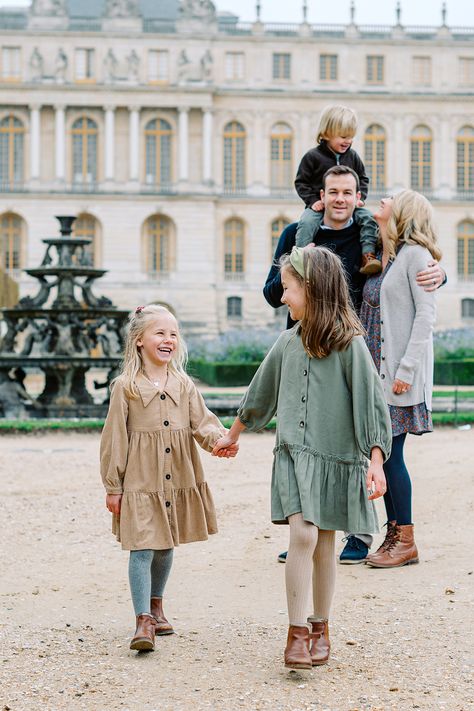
{"left": 100, "top": 304, "right": 237, "bottom": 652}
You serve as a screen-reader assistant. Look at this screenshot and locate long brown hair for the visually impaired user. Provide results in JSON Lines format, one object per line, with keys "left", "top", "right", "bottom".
{"left": 280, "top": 246, "right": 364, "bottom": 358}
{"left": 386, "top": 189, "right": 442, "bottom": 261}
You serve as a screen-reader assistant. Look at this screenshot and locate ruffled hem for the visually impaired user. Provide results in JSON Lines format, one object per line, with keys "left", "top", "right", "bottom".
{"left": 271, "top": 443, "right": 379, "bottom": 533}
{"left": 112, "top": 481, "right": 218, "bottom": 550}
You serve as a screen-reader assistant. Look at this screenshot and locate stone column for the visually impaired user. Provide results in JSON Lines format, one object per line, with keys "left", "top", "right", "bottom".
{"left": 54, "top": 104, "right": 66, "bottom": 183}
{"left": 104, "top": 106, "right": 115, "bottom": 182}
{"left": 178, "top": 106, "right": 189, "bottom": 183}
{"left": 128, "top": 106, "right": 140, "bottom": 185}
{"left": 438, "top": 116, "right": 454, "bottom": 200}
{"left": 392, "top": 114, "right": 406, "bottom": 192}
{"left": 251, "top": 110, "right": 266, "bottom": 195}
{"left": 202, "top": 108, "right": 213, "bottom": 184}
{"left": 29, "top": 104, "right": 41, "bottom": 181}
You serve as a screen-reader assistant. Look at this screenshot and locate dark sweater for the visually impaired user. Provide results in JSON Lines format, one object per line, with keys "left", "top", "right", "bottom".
{"left": 263, "top": 222, "right": 365, "bottom": 328}
{"left": 294, "top": 141, "right": 369, "bottom": 207}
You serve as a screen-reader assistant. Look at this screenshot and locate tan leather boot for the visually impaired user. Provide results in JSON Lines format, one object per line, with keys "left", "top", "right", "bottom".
{"left": 360, "top": 253, "right": 382, "bottom": 275}
{"left": 284, "top": 624, "right": 312, "bottom": 670}
{"left": 150, "top": 597, "right": 174, "bottom": 635}
{"left": 365, "top": 520, "right": 397, "bottom": 565}
{"left": 130, "top": 614, "right": 155, "bottom": 651}
{"left": 307, "top": 618, "right": 330, "bottom": 665}
{"left": 366, "top": 524, "right": 419, "bottom": 568}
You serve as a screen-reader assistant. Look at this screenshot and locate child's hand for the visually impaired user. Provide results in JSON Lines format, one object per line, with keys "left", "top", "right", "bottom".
{"left": 357, "top": 199, "right": 365, "bottom": 208}
{"left": 212, "top": 434, "right": 238, "bottom": 457}
{"left": 106, "top": 493, "right": 122, "bottom": 514}
{"left": 366, "top": 463, "right": 386, "bottom": 501}
{"left": 214, "top": 442, "right": 239, "bottom": 458}
{"left": 311, "top": 199, "right": 324, "bottom": 212}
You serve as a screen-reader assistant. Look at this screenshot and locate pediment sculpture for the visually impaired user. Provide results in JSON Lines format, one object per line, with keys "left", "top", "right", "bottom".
{"left": 31, "top": 0, "right": 67, "bottom": 16}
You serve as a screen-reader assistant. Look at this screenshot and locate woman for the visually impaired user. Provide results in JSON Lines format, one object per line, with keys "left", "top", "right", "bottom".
{"left": 360, "top": 190, "right": 441, "bottom": 568}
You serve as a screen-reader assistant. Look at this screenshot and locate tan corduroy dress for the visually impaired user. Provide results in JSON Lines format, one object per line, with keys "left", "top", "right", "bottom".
{"left": 100, "top": 372, "right": 226, "bottom": 550}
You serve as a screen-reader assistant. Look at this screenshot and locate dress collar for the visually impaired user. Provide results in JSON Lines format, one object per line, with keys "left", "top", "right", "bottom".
{"left": 135, "top": 371, "right": 181, "bottom": 408}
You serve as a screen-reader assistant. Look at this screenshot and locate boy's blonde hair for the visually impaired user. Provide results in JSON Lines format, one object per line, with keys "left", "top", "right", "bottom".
{"left": 118, "top": 304, "right": 188, "bottom": 399}
{"left": 386, "top": 189, "right": 442, "bottom": 262}
{"left": 317, "top": 105, "right": 357, "bottom": 144}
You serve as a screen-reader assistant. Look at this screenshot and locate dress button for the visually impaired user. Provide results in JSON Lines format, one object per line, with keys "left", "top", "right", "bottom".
{"left": 381, "top": 374, "right": 385, "bottom": 379}
{"left": 165, "top": 501, "right": 171, "bottom": 507}
{"left": 160, "top": 394, "right": 166, "bottom": 400}
{"left": 381, "top": 356, "right": 385, "bottom": 361}
{"left": 165, "top": 447, "right": 171, "bottom": 453}
{"left": 303, "top": 369, "right": 308, "bottom": 376}
{"left": 302, "top": 396, "right": 306, "bottom": 403}
{"left": 380, "top": 320, "right": 384, "bottom": 325}
{"left": 165, "top": 474, "right": 171, "bottom": 480}
{"left": 164, "top": 420, "right": 169, "bottom": 426}
{"left": 299, "top": 421, "right": 304, "bottom": 428}
{"left": 381, "top": 338, "right": 384, "bottom": 343}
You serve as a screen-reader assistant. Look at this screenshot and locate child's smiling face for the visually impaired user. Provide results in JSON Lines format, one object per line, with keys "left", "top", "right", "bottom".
{"left": 326, "top": 135, "right": 353, "bottom": 154}
{"left": 137, "top": 312, "right": 179, "bottom": 369}
{"left": 280, "top": 266, "right": 306, "bottom": 321}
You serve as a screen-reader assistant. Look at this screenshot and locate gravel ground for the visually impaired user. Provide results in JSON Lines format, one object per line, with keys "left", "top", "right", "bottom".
{"left": 0, "top": 429, "right": 473, "bottom": 711}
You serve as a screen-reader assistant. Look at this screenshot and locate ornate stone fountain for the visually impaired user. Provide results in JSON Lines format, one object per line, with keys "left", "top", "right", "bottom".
{"left": 0, "top": 215, "right": 129, "bottom": 418}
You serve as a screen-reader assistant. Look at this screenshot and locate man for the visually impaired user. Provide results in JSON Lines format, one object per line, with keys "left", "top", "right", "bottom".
{"left": 264, "top": 165, "right": 445, "bottom": 564}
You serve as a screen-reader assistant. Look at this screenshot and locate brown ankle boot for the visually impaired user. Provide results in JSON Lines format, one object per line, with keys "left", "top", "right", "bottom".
{"left": 150, "top": 597, "right": 174, "bottom": 635}
{"left": 307, "top": 618, "right": 330, "bottom": 665}
{"left": 360, "top": 253, "right": 382, "bottom": 275}
{"left": 366, "top": 524, "right": 419, "bottom": 568}
{"left": 365, "top": 521, "right": 397, "bottom": 565}
{"left": 284, "top": 625, "right": 312, "bottom": 670}
{"left": 130, "top": 614, "right": 155, "bottom": 651}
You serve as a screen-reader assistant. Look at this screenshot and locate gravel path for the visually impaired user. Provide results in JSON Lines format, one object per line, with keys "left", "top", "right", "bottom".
{"left": 1, "top": 429, "right": 473, "bottom": 711}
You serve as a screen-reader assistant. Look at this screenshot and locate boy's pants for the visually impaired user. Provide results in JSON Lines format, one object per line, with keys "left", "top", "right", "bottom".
{"left": 296, "top": 206, "right": 378, "bottom": 254}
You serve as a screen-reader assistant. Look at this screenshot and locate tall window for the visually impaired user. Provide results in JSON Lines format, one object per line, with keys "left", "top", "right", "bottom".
{"left": 273, "top": 53, "right": 291, "bottom": 80}
{"left": 145, "top": 118, "right": 172, "bottom": 187}
{"left": 0, "top": 213, "right": 23, "bottom": 271}
{"left": 457, "top": 220, "right": 474, "bottom": 281}
{"left": 1, "top": 47, "right": 21, "bottom": 81}
{"left": 459, "top": 57, "right": 474, "bottom": 86}
{"left": 0, "top": 115, "right": 24, "bottom": 189}
{"left": 145, "top": 215, "right": 174, "bottom": 274}
{"left": 319, "top": 54, "right": 338, "bottom": 81}
{"left": 75, "top": 48, "right": 95, "bottom": 81}
{"left": 227, "top": 296, "right": 242, "bottom": 318}
{"left": 224, "top": 218, "right": 245, "bottom": 277}
{"left": 456, "top": 126, "right": 474, "bottom": 193}
{"left": 223, "top": 121, "right": 246, "bottom": 192}
{"left": 271, "top": 217, "right": 289, "bottom": 257}
{"left": 71, "top": 117, "right": 98, "bottom": 185}
{"left": 73, "top": 213, "right": 97, "bottom": 265}
{"left": 413, "top": 56, "right": 432, "bottom": 86}
{"left": 366, "top": 55, "right": 384, "bottom": 84}
{"left": 148, "top": 50, "right": 169, "bottom": 83}
{"left": 270, "top": 123, "right": 293, "bottom": 190}
{"left": 225, "top": 52, "right": 245, "bottom": 80}
{"left": 462, "top": 298, "right": 474, "bottom": 318}
{"left": 364, "top": 124, "right": 386, "bottom": 191}
{"left": 410, "top": 125, "right": 432, "bottom": 190}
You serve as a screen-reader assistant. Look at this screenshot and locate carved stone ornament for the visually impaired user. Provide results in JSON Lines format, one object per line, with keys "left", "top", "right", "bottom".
{"left": 104, "top": 0, "right": 140, "bottom": 18}
{"left": 31, "top": 0, "right": 67, "bottom": 16}
{"left": 179, "top": 0, "right": 216, "bottom": 21}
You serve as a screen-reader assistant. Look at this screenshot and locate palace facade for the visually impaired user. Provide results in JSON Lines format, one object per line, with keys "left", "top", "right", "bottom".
{"left": 1, "top": 0, "right": 474, "bottom": 334}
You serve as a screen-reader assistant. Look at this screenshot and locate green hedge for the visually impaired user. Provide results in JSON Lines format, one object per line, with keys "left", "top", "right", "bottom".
{"left": 434, "top": 359, "right": 474, "bottom": 386}
{"left": 188, "top": 359, "right": 260, "bottom": 386}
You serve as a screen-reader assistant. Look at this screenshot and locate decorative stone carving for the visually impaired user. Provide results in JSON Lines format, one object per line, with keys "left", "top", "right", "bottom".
{"left": 29, "top": 47, "right": 44, "bottom": 82}
{"left": 31, "top": 0, "right": 67, "bottom": 16}
{"left": 177, "top": 49, "right": 213, "bottom": 83}
{"left": 55, "top": 48, "right": 68, "bottom": 83}
{"left": 104, "top": 49, "right": 119, "bottom": 83}
{"left": 127, "top": 49, "right": 140, "bottom": 83}
{"left": 201, "top": 49, "right": 213, "bottom": 81}
{"left": 104, "top": 0, "right": 140, "bottom": 18}
{"left": 177, "top": 0, "right": 217, "bottom": 34}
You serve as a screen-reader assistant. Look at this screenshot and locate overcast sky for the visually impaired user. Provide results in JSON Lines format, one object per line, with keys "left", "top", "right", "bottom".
{"left": 1, "top": 0, "right": 474, "bottom": 26}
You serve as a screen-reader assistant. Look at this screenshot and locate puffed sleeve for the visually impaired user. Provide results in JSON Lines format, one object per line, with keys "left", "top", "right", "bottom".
{"left": 339, "top": 336, "right": 392, "bottom": 461}
{"left": 188, "top": 380, "right": 227, "bottom": 452}
{"left": 100, "top": 380, "right": 129, "bottom": 494}
{"left": 237, "top": 333, "right": 285, "bottom": 431}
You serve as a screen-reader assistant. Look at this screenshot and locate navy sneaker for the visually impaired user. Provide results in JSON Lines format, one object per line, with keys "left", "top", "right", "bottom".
{"left": 278, "top": 550, "right": 287, "bottom": 563}
{"left": 339, "top": 535, "right": 369, "bottom": 564}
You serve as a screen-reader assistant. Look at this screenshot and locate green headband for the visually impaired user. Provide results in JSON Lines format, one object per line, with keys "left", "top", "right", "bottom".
{"left": 289, "top": 246, "right": 305, "bottom": 277}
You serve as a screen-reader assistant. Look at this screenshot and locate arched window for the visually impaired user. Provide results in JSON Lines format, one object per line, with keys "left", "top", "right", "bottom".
{"left": 73, "top": 213, "right": 98, "bottom": 265}
{"left": 457, "top": 220, "right": 474, "bottom": 281}
{"left": 145, "top": 215, "right": 174, "bottom": 274}
{"left": 227, "top": 296, "right": 242, "bottom": 318}
{"left": 223, "top": 121, "right": 246, "bottom": 192}
{"left": 271, "top": 217, "right": 290, "bottom": 257}
{"left": 224, "top": 218, "right": 245, "bottom": 277}
{"left": 364, "top": 124, "right": 386, "bottom": 191}
{"left": 71, "top": 117, "right": 98, "bottom": 186}
{"left": 145, "top": 118, "right": 173, "bottom": 187}
{"left": 456, "top": 126, "right": 474, "bottom": 193}
{"left": 410, "top": 125, "right": 432, "bottom": 190}
{"left": 0, "top": 115, "right": 24, "bottom": 189}
{"left": 0, "top": 212, "right": 23, "bottom": 271}
{"left": 270, "top": 123, "right": 293, "bottom": 190}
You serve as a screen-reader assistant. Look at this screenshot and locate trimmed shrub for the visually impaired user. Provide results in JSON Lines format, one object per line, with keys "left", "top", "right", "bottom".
{"left": 434, "top": 359, "right": 474, "bottom": 385}
{"left": 187, "top": 359, "right": 261, "bottom": 386}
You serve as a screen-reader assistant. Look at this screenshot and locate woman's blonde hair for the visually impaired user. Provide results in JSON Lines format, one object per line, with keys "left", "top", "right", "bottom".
{"left": 386, "top": 189, "right": 442, "bottom": 262}
{"left": 280, "top": 246, "right": 364, "bottom": 358}
{"left": 118, "top": 304, "right": 188, "bottom": 399}
{"left": 317, "top": 105, "right": 357, "bottom": 144}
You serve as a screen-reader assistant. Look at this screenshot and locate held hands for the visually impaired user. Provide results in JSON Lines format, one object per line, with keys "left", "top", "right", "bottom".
{"left": 392, "top": 378, "right": 411, "bottom": 395}
{"left": 310, "top": 199, "right": 324, "bottom": 212}
{"left": 106, "top": 493, "right": 122, "bottom": 515}
{"left": 366, "top": 447, "right": 386, "bottom": 501}
{"left": 212, "top": 433, "right": 239, "bottom": 458}
{"left": 416, "top": 260, "right": 445, "bottom": 292}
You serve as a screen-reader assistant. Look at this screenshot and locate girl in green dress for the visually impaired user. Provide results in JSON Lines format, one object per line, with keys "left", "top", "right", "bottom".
{"left": 213, "top": 246, "right": 392, "bottom": 671}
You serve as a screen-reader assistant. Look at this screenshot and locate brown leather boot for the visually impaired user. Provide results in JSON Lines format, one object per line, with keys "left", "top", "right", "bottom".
{"left": 360, "top": 252, "right": 382, "bottom": 275}
{"left": 307, "top": 618, "right": 330, "bottom": 666}
{"left": 130, "top": 614, "right": 155, "bottom": 651}
{"left": 366, "top": 524, "right": 419, "bottom": 568}
{"left": 150, "top": 597, "right": 174, "bottom": 635}
{"left": 284, "top": 625, "right": 312, "bottom": 670}
{"left": 365, "top": 520, "right": 397, "bottom": 565}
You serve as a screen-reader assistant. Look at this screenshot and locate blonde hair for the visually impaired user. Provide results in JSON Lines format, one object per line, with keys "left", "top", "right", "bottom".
{"left": 317, "top": 105, "right": 357, "bottom": 144}
{"left": 386, "top": 190, "right": 442, "bottom": 262}
{"left": 280, "top": 246, "right": 364, "bottom": 358}
{"left": 118, "top": 304, "right": 188, "bottom": 399}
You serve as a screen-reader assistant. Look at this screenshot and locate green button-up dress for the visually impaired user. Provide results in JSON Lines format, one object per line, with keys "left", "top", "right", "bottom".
{"left": 238, "top": 328, "right": 392, "bottom": 533}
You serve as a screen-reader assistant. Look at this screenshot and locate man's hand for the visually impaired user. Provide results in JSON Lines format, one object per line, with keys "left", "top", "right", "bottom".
{"left": 310, "top": 199, "right": 324, "bottom": 212}
{"left": 416, "top": 260, "right": 445, "bottom": 292}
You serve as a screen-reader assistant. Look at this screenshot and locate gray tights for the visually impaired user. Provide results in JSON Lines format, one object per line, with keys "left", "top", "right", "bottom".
{"left": 128, "top": 548, "right": 174, "bottom": 617}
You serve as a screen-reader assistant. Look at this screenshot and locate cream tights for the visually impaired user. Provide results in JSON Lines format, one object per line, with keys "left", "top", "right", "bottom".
{"left": 285, "top": 513, "right": 336, "bottom": 626}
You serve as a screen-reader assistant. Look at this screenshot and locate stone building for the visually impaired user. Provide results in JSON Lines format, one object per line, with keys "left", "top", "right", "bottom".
{"left": 0, "top": 0, "right": 473, "bottom": 333}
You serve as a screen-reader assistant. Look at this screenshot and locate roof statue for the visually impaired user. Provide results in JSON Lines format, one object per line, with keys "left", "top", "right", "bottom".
{"left": 104, "top": 0, "right": 140, "bottom": 18}
{"left": 177, "top": 0, "right": 217, "bottom": 33}
{"left": 30, "top": 0, "right": 67, "bottom": 16}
